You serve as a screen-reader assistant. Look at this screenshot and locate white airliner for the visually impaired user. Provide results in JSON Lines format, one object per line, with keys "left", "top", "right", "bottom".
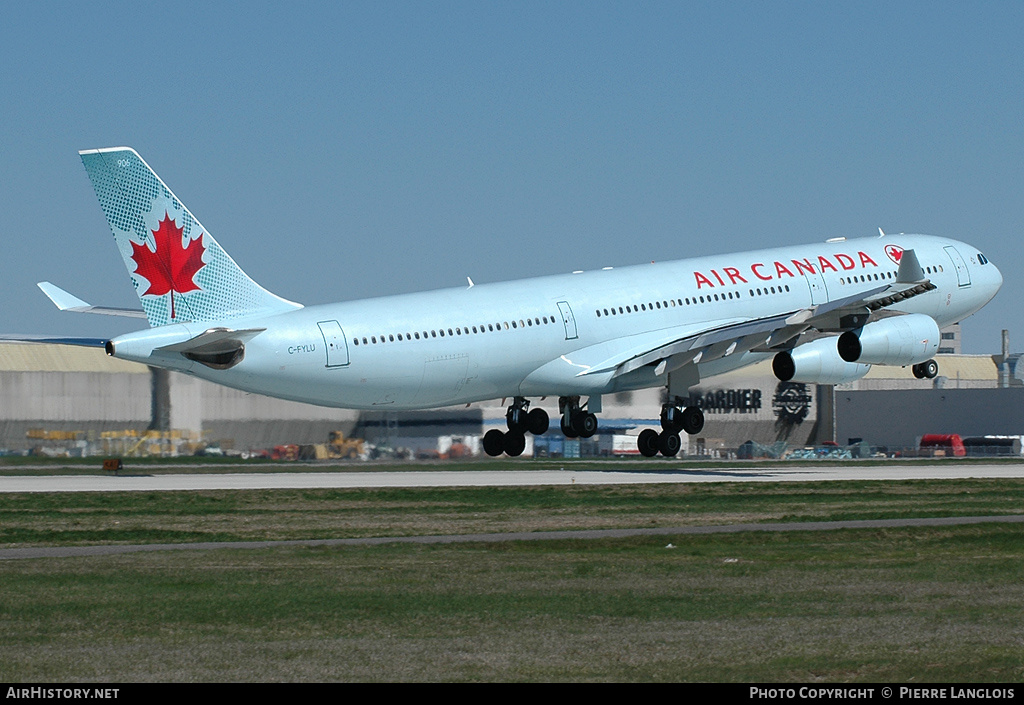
{"left": 30, "top": 147, "right": 1003, "bottom": 457}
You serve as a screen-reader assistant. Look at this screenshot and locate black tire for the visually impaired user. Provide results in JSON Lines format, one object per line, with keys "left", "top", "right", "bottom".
{"left": 506, "top": 407, "right": 527, "bottom": 433}
{"left": 482, "top": 429, "right": 505, "bottom": 457}
{"left": 527, "top": 407, "right": 549, "bottom": 435}
{"left": 637, "top": 429, "right": 659, "bottom": 457}
{"left": 922, "top": 359, "right": 938, "bottom": 379}
{"left": 681, "top": 406, "right": 704, "bottom": 435}
{"left": 660, "top": 405, "right": 683, "bottom": 432}
{"left": 560, "top": 416, "right": 579, "bottom": 439}
{"left": 658, "top": 431, "right": 681, "bottom": 457}
{"left": 504, "top": 432, "right": 526, "bottom": 457}
{"left": 574, "top": 411, "right": 598, "bottom": 438}
{"left": 912, "top": 363, "right": 924, "bottom": 379}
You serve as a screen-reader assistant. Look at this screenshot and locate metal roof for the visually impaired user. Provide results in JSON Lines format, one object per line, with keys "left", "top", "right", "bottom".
{"left": 717, "top": 354, "right": 997, "bottom": 382}
{"left": 0, "top": 343, "right": 148, "bottom": 374}
{"left": 862, "top": 354, "right": 997, "bottom": 380}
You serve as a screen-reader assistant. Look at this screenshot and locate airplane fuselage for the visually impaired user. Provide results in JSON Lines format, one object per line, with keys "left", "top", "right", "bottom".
{"left": 108, "top": 233, "right": 1002, "bottom": 411}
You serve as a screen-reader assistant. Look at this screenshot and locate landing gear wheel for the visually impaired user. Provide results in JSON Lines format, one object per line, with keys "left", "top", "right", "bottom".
{"left": 637, "top": 429, "right": 660, "bottom": 458}
{"left": 506, "top": 406, "right": 528, "bottom": 434}
{"left": 660, "top": 405, "right": 683, "bottom": 433}
{"left": 658, "top": 431, "right": 681, "bottom": 457}
{"left": 482, "top": 429, "right": 505, "bottom": 457}
{"left": 503, "top": 432, "right": 526, "bottom": 457}
{"left": 921, "top": 359, "right": 938, "bottom": 379}
{"left": 573, "top": 411, "right": 598, "bottom": 438}
{"left": 527, "top": 408, "right": 549, "bottom": 435}
{"left": 561, "top": 416, "right": 577, "bottom": 438}
{"left": 681, "top": 406, "right": 704, "bottom": 435}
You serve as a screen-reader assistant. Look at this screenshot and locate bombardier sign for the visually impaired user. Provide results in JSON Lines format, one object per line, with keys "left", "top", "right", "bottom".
{"left": 680, "top": 389, "right": 763, "bottom": 414}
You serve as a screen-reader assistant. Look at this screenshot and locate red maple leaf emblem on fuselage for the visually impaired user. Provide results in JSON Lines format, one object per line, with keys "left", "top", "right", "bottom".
{"left": 131, "top": 212, "right": 206, "bottom": 319}
{"left": 884, "top": 244, "right": 904, "bottom": 265}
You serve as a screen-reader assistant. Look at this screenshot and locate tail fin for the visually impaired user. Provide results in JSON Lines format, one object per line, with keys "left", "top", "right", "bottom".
{"left": 79, "top": 147, "right": 301, "bottom": 327}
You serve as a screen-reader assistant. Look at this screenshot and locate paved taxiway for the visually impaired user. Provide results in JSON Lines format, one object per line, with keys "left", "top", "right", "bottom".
{"left": 2, "top": 462, "right": 1024, "bottom": 493}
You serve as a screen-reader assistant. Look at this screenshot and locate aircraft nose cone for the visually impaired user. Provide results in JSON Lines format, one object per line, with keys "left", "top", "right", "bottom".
{"left": 988, "top": 260, "right": 1004, "bottom": 302}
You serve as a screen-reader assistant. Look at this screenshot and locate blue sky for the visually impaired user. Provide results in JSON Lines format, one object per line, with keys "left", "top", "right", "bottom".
{"left": 2, "top": 2, "right": 1022, "bottom": 354}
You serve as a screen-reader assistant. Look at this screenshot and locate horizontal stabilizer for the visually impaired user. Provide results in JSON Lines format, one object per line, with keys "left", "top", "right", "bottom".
{"left": 38, "top": 282, "right": 147, "bottom": 319}
{"left": 0, "top": 334, "right": 108, "bottom": 348}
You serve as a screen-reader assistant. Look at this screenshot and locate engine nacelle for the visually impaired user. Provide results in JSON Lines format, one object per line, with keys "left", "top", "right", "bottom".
{"left": 773, "top": 336, "right": 872, "bottom": 385}
{"left": 837, "top": 314, "right": 940, "bottom": 366}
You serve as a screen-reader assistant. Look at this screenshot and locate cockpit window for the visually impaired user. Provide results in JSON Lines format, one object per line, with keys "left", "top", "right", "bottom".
{"left": 978, "top": 253, "right": 989, "bottom": 265}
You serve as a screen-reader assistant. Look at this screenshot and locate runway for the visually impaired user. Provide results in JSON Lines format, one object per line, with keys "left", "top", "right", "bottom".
{"left": 2, "top": 461, "right": 1024, "bottom": 492}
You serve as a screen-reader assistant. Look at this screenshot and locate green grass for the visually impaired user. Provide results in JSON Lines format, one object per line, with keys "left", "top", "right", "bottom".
{"left": 2, "top": 526, "right": 1023, "bottom": 681}
{"left": 1, "top": 479, "right": 1023, "bottom": 681}
{"left": 1, "top": 479, "right": 1023, "bottom": 547}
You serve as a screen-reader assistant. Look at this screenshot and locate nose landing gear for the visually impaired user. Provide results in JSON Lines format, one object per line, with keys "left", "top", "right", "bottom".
{"left": 912, "top": 359, "right": 939, "bottom": 379}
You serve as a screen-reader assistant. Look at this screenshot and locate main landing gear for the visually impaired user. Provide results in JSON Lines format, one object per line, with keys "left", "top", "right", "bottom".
{"left": 637, "top": 401, "right": 704, "bottom": 458}
{"left": 912, "top": 359, "right": 939, "bottom": 379}
{"left": 558, "top": 396, "right": 598, "bottom": 440}
{"left": 482, "top": 397, "right": 550, "bottom": 457}
{"left": 482, "top": 396, "right": 600, "bottom": 457}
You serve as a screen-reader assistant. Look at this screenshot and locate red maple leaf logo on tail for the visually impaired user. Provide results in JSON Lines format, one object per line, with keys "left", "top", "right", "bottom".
{"left": 130, "top": 213, "right": 206, "bottom": 319}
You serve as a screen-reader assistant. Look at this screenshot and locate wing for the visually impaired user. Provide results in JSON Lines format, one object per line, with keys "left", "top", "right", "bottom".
{"left": 787, "top": 248, "right": 937, "bottom": 333}
{"left": 581, "top": 248, "right": 936, "bottom": 380}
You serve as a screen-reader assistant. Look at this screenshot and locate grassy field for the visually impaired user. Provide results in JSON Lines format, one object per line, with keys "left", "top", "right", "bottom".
{"left": 1, "top": 478, "right": 1023, "bottom": 681}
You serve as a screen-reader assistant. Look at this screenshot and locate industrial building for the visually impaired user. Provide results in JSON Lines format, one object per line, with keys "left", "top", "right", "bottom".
{"left": 0, "top": 343, "right": 357, "bottom": 456}
{"left": 2, "top": 327, "right": 1022, "bottom": 457}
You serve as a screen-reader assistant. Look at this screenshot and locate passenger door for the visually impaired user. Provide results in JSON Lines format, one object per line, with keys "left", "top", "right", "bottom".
{"left": 557, "top": 301, "right": 578, "bottom": 340}
{"left": 944, "top": 246, "right": 972, "bottom": 288}
{"left": 317, "top": 320, "right": 350, "bottom": 367}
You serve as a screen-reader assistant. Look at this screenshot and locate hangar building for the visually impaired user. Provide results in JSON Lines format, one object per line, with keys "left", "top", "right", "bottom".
{"left": 0, "top": 343, "right": 357, "bottom": 454}
{"left": 2, "top": 328, "right": 1022, "bottom": 456}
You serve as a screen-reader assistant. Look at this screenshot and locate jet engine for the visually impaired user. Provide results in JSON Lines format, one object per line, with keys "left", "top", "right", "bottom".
{"left": 772, "top": 336, "right": 871, "bottom": 385}
{"left": 837, "top": 313, "right": 940, "bottom": 366}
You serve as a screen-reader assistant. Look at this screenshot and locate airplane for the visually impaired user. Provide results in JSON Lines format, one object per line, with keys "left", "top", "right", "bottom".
{"left": 25, "top": 147, "right": 1003, "bottom": 458}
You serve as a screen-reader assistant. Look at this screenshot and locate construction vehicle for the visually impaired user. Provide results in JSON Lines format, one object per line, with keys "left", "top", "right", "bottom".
{"left": 328, "top": 431, "right": 365, "bottom": 459}
{"left": 271, "top": 444, "right": 300, "bottom": 461}
{"left": 294, "top": 432, "right": 367, "bottom": 461}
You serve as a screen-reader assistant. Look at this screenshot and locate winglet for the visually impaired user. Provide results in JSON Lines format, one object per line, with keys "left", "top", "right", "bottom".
{"left": 895, "top": 248, "right": 926, "bottom": 283}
